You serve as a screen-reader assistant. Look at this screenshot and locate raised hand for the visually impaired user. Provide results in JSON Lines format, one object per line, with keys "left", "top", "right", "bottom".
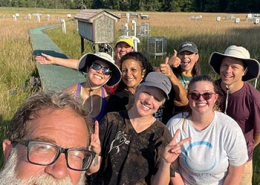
{"left": 35, "top": 53, "right": 55, "bottom": 65}
{"left": 162, "top": 129, "right": 191, "bottom": 164}
{"left": 90, "top": 120, "right": 101, "bottom": 155}
{"left": 158, "top": 57, "right": 174, "bottom": 78}
{"left": 87, "top": 120, "right": 101, "bottom": 173}
{"left": 168, "top": 50, "right": 181, "bottom": 68}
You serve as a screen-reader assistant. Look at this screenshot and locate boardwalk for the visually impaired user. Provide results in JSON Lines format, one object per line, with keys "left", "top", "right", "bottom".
{"left": 30, "top": 25, "right": 86, "bottom": 91}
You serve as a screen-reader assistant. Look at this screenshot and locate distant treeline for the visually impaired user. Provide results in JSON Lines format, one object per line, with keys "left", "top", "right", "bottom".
{"left": 1, "top": 0, "right": 260, "bottom": 12}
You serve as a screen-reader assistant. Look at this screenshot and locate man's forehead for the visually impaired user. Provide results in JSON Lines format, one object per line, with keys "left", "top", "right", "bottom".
{"left": 222, "top": 56, "right": 244, "bottom": 65}
{"left": 24, "top": 108, "right": 89, "bottom": 146}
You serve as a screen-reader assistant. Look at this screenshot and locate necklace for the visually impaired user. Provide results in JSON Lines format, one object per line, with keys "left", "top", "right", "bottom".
{"left": 86, "top": 79, "right": 94, "bottom": 115}
{"left": 180, "top": 74, "right": 192, "bottom": 89}
{"left": 81, "top": 79, "right": 102, "bottom": 116}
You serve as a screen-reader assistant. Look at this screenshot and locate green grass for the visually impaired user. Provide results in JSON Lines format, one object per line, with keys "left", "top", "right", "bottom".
{"left": 0, "top": 7, "right": 78, "bottom": 167}
{"left": 0, "top": 9, "right": 259, "bottom": 184}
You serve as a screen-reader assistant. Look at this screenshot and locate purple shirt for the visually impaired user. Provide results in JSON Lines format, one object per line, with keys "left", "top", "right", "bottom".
{"left": 216, "top": 79, "right": 260, "bottom": 161}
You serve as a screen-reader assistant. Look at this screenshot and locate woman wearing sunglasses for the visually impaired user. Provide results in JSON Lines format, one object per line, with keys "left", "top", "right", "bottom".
{"left": 65, "top": 52, "right": 121, "bottom": 123}
{"left": 35, "top": 36, "right": 134, "bottom": 94}
{"left": 166, "top": 75, "right": 248, "bottom": 185}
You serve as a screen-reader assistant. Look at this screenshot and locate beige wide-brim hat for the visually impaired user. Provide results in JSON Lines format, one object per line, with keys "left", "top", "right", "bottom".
{"left": 78, "top": 52, "right": 122, "bottom": 87}
{"left": 209, "top": 45, "right": 260, "bottom": 81}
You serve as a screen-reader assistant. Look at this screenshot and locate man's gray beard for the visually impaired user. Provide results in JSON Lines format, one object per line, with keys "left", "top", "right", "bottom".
{"left": 0, "top": 148, "right": 86, "bottom": 185}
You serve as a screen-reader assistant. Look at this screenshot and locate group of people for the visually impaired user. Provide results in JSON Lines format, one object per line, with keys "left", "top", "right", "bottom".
{"left": 0, "top": 35, "right": 259, "bottom": 185}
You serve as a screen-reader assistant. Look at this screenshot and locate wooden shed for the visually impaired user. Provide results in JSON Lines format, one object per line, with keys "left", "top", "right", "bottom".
{"left": 74, "top": 9, "right": 120, "bottom": 44}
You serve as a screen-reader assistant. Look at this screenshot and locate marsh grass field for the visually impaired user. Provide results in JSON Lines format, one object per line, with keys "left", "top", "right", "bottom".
{"left": 0, "top": 7, "right": 260, "bottom": 184}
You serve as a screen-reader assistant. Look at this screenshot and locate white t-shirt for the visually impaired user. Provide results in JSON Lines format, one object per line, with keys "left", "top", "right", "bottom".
{"left": 166, "top": 111, "right": 248, "bottom": 185}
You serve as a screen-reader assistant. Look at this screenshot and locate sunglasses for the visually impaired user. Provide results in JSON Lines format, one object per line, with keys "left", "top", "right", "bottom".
{"left": 189, "top": 92, "right": 215, "bottom": 101}
{"left": 91, "top": 62, "right": 111, "bottom": 76}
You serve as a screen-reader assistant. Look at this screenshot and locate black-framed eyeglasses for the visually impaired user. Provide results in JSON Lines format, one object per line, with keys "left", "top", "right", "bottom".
{"left": 189, "top": 92, "right": 215, "bottom": 101}
{"left": 13, "top": 139, "right": 95, "bottom": 171}
{"left": 91, "top": 62, "right": 111, "bottom": 76}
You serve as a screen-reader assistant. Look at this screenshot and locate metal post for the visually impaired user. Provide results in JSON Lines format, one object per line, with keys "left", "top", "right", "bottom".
{"left": 81, "top": 37, "right": 84, "bottom": 55}
{"left": 254, "top": 78, "right": 258, "bottom": 88}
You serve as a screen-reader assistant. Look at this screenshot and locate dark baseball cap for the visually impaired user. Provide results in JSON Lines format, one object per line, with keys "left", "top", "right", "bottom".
{"left": 178, "top": 41, "right": 198, "bottom": 53}
{"left": 141, "top": 72, "right": 172, "bottom": 100}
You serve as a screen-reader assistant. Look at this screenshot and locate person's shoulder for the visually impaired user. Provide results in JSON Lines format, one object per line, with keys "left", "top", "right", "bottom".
{"left": 153, "top": 119, "right": 172, "bottom": 139}
{"left": 243, "top": 82, "right": 260, "bottom": 104}
{"left": 214, "top": 111, "right": 241, "bottom": 129}
{"left": 166, "top": 112, "right": 187, "bottom": 128}
{"left": 244, "top": 82, "right": 260, "bottom": 94}
{"left": 214, "top": 111, "right": 234, "bottom": 121}
{"left": 169, "top": 112, "right": 188, "bottom": 121}
{"left": 154, "top": 119, "right": 168, "bottom": 129}
{"left": 102, "top": 111, "right": 127, "bottom": 125}
{"left": 106, "top": 110, "right": 127, "bottom": 118}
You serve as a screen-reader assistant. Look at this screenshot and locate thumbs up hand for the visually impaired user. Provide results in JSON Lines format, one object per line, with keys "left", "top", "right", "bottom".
{"left": 168, "top": 50, "right": 181, "bottom": 68}
{"left": 158, "top": 57, "right": 174, "bottom": 78}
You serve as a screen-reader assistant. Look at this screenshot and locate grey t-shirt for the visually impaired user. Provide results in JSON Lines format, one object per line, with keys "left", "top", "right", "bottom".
{"left": 166, "top": 111, "right": 248, "bottom": 185}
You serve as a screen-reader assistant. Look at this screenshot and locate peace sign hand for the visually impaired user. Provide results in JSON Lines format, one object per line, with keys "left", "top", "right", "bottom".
{"left": 162, "top": 129, "right": 191, "bottom": 164}
{"left": 89, "top": 120, "right": 101, "bottom": 156}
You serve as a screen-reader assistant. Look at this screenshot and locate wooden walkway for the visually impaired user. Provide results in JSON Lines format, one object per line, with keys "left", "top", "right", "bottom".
{"left": 30, "top": 24, "right": 86, "bottom": 91}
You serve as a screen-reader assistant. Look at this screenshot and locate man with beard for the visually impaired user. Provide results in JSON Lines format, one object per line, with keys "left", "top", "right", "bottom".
{"left": 0, "top": 91, "right": 99, "bottom": 185}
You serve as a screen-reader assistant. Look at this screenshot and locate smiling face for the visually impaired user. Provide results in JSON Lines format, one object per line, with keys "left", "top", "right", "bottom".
{"left": 178, "top": 51, "right": 199, "bottom": 75}
{"left": 220, "top": 57, "right": 245, "bottom": 87}
{"left": 121, "top": 59, "right": 146, "bottom": 91}
{"left": 188, "top": 81, "right": 218, "bottom": 115}
{"left": 2, "top": 107, "right": 88, "bottom": 185}
{"left": 115, "top": 42, "right": 134, "bottom": 66}
{"left": 88, "top": 60, "right": 111, "bottom": 87}
{"left": 134, "top": 86, "right": 165, "bottom": 117}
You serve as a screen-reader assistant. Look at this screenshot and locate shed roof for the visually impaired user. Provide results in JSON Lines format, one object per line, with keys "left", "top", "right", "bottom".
{"left": 74, "top": 9, "right": 120, "bottom": 23}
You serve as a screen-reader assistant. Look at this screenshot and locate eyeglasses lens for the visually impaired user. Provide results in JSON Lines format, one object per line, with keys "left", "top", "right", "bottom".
{"left": 67, "top": 150, "right": 94, "bottom": 170}
{"left": 92, "top": 62, "right": 111, "bottom": 75}
{"left": 26, "top": 141, "right": 94, "bottom": 171}
{"left": 190, "top": 92, "right": 214, "bottom": 100}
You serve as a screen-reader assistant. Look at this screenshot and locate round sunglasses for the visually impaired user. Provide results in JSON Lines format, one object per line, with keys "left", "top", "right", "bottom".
{"left": 91, "top": 62, "right": 111, "bottom": 76}
{"left": 189, "top": 92, "right": 215, "bottom": 101}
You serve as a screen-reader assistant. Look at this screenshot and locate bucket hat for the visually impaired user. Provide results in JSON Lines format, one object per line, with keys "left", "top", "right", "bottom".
{"left": 116, "top": 35, "right": 134, "bottom": 48}
{"left": 178, "top": 41, "right": 198, "bottom": 53}
{"left": 78, "top": 52, "right": 122, "bottom": 87}
{"left": 209, "top": 45, "right": 260, "bottom": 81}
{"left": 141, "top": 72, "right": 172, "bottom": 99}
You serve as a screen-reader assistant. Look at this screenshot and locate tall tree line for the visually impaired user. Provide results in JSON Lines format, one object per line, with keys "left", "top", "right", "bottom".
{"left": 1, "top": 0, "right": 260, "bottom": 12}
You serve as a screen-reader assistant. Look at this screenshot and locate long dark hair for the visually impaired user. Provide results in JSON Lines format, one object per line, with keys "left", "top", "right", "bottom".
{"left": 172, "top": 55, "right": 201, "bottom": 78}
{"left": 116, "top": 52, "right": 154, "bottom": 92}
